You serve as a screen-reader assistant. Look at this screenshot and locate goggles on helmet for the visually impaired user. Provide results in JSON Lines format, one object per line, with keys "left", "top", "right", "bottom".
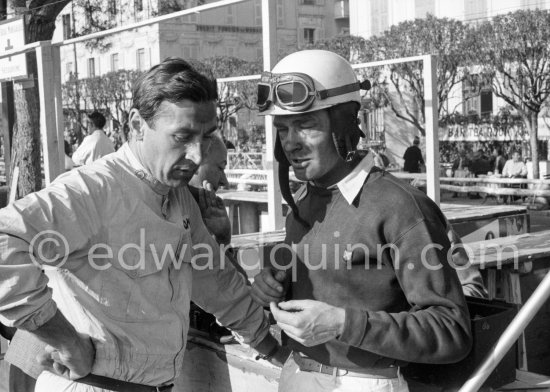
{"left": 256, "top": 71, "right": 363, "bottom": 113}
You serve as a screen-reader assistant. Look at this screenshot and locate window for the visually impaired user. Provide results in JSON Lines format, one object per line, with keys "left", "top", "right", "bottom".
{"left": 109, "top": 0, "right": 117, "bottom": 16}
{"left": 136, "top": 48, "right": 145, "bottom": 71}
{"left": 304, "top": 28, "right": 315, "bottom": 44}
{"left": 277, "top": 0, "right": 284, "bottom": 27}
{"left": 462, "top": 76, "right": 493, "bottom": 116}
{"left": 62, "top": 14, "right": 71, "bottom": 40}
{"left": 480, "top": 90, "right": 493, "bottom": 116}
{"left": 111, "top": 53, "right": 119, "bottom": 72}
{"left": 254, "top": 0, "right": 261, "bottom": 26}
{"left": 371, "top": 0, "right": 388, "bottom": 36}
{"left": 415, "top": 0, "right": 435, "bottom": 18}
{"left": 66, "top": 62, "right": 73, "bottom": 75}
{"left": 135, "top": 0, "right": 143, "bottom": 12}
{"left": 87, "top": 58, "right": 95, "bottom": 78}
{"left": 226, "top": 5, "right": 234, "bottom": 25}
{"left": 302, "top": 0, "right": 315, "bottom": 4}
{"left": 183, "top": 46, "right": 199, "bottom": 59}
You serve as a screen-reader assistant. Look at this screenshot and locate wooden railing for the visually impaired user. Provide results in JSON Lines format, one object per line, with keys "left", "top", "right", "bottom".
{"left": 226, "top": 169, "right": 550, "bottom": 199}
{"left": 393, "top": 172, "right": 550, "bottom": 198}
{"left": 225, "top": 169, "right": 300, "bottom": 187}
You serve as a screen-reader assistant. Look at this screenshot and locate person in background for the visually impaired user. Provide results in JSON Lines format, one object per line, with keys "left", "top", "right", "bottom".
{"left": 0, "top": 57, "right": 284, "bottom": 392}
{"left": 64, "top": 140, "right": 74, "bottom": 171}
{"left": 250, "top": 49, "right": 471, "bottom": 392}
{"left": 469, "top": 149, "right": 491, "bottom": 177}
{"left": 502, "top": 150, "right": 527, "bottom": 178}
{"left": 187, "top": 134, "right": 245, "bottom": 347}
{"left": 71, "top": 111, "right": 115, "bottom": 166}
{"left": 402, "top": 136, "right": 424, "bottom": 173}
{"left": 370, "top": 146, "right": 390, "bottom": 170}
{"left": 492, "top": 148, "right": 506, "bottom": 175}
{"left": 189, "top": 135, "right": 229, "bottom": 193}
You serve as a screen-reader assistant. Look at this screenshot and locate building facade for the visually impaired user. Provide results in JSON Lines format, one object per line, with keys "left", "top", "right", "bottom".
{"left": 53, "top": 0, "right": 350, "bottom": 81}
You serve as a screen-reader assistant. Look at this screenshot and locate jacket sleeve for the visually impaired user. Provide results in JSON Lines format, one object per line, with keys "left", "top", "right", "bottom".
{"left": 186, "top": 190, "right": 269, "bottom": 347}
{"left": 338, "top": 216, "right": 472, "bottom": 364}
{"left": 0, "top": 171, "right": 110, "bottom": 331}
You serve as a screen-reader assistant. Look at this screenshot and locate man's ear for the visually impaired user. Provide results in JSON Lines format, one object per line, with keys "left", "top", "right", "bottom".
{"left": 129, "top": 108, "right": 146, "bottom": 141}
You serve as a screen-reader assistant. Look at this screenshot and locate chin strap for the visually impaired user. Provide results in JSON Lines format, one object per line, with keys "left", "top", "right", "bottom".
{"left": 275, "top": 134, "right": 310, "bottom": 229}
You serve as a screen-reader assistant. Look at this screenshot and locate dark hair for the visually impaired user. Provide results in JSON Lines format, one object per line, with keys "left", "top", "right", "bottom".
{"left": 88, "top": 111, "right": 106, "bottom": 129}
{"left": 132, "top": 57, "right": 218, "bottom": 125}
{"left": 413, "top": 136, "right": 420, "bottom": 145}
{"left": 64, "top": 140, "right": 72, "bottom": 156}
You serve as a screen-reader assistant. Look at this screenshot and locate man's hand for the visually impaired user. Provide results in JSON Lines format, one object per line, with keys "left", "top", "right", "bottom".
{"left": 270, "top": 300, "right": 346, "bottom": 347}
{"left": 191, "top": 184, "right": 231, "bottom": 245}
{"left": 251, "top": 268, "right": 288, "bottom": 307}
{"left": 32, "top": 310, "right": 95, "bottom": 380}
{"left": 37, "top": 334, "right": 95, "bottom": 380}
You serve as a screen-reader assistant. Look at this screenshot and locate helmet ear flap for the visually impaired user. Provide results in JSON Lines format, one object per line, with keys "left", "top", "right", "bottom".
{"left": 329, "top": 102, "right": 362, "bottom": 159}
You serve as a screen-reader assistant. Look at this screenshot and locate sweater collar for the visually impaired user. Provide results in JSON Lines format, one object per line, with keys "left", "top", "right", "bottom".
{"left": 120, "top": 143, "right": 171, "bottom": 196}
{"left": 298, "top": 152, "right": 375, "bottom": 205}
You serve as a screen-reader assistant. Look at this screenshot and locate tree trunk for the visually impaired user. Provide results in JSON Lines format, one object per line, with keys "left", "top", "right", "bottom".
{"left": 529, "top": 111, "right": 540, "bottom": 179}
{"left": 8, "top": 0, "right": 71, "bottom": 199}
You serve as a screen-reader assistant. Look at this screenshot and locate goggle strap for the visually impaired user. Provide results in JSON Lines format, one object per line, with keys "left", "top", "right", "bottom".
{"left": 317, "top": 82, "right": 360, "bottom": 100}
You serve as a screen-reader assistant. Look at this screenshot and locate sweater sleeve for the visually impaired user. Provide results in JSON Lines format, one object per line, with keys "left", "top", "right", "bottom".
{"left": 338, "top": 217, "right": 472, "bottom": 364}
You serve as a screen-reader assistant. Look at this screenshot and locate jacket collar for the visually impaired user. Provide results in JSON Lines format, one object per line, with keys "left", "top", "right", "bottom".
{"left": 120, "top": 143, "right": 171, "bottom": 196}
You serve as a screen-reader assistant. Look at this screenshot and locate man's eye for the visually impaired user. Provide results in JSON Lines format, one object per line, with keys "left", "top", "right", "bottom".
{"left": 300, "top": 120, "right": 316, "bottom": 128}
{"left": 174, "top": 135, "right": 188, "bottom": 143}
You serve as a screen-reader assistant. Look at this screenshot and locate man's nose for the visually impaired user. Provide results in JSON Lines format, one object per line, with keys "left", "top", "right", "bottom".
{"left": 186, "top": 142, "right": 202, "bottom": 166}
{"left": 219, "top": 171, "right": 229, "bottom": 188}
{"left": 282, "top": 129, "right": 302, "bottom": 152}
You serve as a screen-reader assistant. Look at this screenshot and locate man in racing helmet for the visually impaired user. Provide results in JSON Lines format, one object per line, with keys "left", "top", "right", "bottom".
{"left": 250, "top": 50, "right": 472, "bottom": 392}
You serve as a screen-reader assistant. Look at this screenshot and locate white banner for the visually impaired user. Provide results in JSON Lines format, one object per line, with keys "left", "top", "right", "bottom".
{"left": 439, "top": 123, "right": 529, "bottom": 142}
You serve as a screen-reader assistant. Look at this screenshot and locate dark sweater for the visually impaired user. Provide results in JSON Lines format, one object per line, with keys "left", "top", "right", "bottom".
{"left": 282, "top": 168, "right": 472, "bottom": 370}
{"left": 403, "top": 145, "right": 424, "bottom": 173}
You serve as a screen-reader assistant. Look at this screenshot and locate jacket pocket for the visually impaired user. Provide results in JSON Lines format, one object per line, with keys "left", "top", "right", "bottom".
{"left": 99, "top": 247, "right": 168, "bottom": 323}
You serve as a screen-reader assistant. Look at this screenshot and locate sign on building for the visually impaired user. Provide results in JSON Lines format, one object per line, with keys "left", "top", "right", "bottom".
{"left": 439, "top": 123, "right": 529, "bottom": 142}
{"left": 0, "top": 17, "right": 28, "bottom": 82}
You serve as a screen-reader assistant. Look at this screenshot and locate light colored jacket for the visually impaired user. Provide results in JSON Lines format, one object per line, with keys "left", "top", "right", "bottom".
{"left": 0, "top": 143, "right": 269, "bottom": 385}
{"left": 502, "top": 159, "right": 527, "bottom": 178}
{"left": 72, "top": 130, "right": 115, "bottom": 166}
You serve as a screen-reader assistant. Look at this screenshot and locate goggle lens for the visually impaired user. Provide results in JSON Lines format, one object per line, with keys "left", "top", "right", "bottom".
{"left": 256, "top": 83, "right": 272, "bottom": 108}
{"left": 276, "top": 81, "right": 309, "bottom": 105}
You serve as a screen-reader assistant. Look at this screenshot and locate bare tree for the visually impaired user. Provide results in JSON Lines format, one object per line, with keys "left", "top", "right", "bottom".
{"left": 194, "top": 57, "right": 261, "bottom": 138}
{"left": 471, "top": 9, "right": 550, "bottom": 178}
{"left": 361, "top": 15, "right": 473, "bottom": 136}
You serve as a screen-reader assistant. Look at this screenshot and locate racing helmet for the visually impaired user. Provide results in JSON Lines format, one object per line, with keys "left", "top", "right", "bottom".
{"left": 257, "top": 50, "right": 369, "bottom": 116}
